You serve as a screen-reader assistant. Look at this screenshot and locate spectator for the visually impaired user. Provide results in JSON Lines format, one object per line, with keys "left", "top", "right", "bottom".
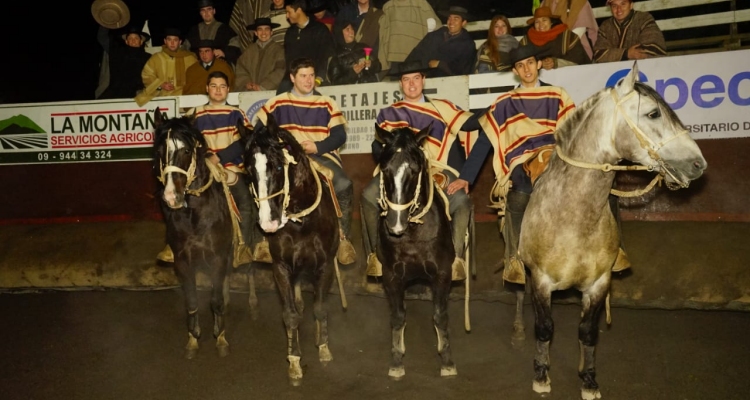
{"left": 136, "top": 28, "right": 198, "bottom": 106}
{"left": 262, "top": 0, "right": 292, "bottom": 46}
{"left": 229, "top": 0, "right": 273, "bottom": 51}
{"left": 99, "top": 25, "right": 151, "bottom": 99}
{"left": 254, "top": 57, "right": 357, "bottom": 265}
{"left": 594, "top": 0, "right": 666, "bottom": 62}
{"left": 278, "top": 0, "right": 335, "bottom": 92}
{"left": 185, "top": 0, "right": 241, "bottom": 65}
{"left": 378, "top": 0, "right": 441, "bottom": 71}
{"left": 541, "top": 0, "right": 598, "bottom": 59}
{"left": 474, "top": 15, "right": 518, "bottom": 74}
{"left": 334, "top": 0, "right": 384, "bottom": 60}
{"left": 233, "top": 18, "right": 286, "bottom": 92}
{"left": 519, "top": 6, "right": 590, "bottom": 70}
{"left": 309, "top": 0, "right": 335, "bottom": 32}
{"left": 402, "top": 5, "right": 476, "bottom": 78}
{"left": 183, "top": 40, "right": 236, "bottom": 95}
{"left": 327, "top": 20, "right": 381, "bottom": 84}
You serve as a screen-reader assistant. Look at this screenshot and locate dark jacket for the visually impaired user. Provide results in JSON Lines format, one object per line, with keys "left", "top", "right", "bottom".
{"left": 100, "top": 41, "right": 151, "bottom": 99}
{"left": 404, "top": 27, "right": 476, "bottom": 78}
{"left": 327, "top": 26, "right": 381, "bottom": 85}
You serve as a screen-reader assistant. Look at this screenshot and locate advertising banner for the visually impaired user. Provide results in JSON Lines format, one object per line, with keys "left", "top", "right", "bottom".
{"left": 0, "top": 98, "right": 177, "bottom": 165}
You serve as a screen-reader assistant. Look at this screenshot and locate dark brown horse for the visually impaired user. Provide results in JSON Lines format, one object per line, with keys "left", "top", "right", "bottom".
{"left": 240, "top": 114, "right": 346, "bottom": 386}
{"left": 153, "top": 110, "right": 233, "bottom": 359}
{"left": 374, "top": 124, "right": 459, "bottom": 379}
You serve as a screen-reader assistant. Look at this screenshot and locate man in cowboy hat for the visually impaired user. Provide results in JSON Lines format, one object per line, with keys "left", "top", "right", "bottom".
{"left": 99, "top": 25, "right": 151, "bottom": 99}
{"left": 233, "top": 17, "right": 286, "bottom": 92}
{"left": 185, "top": 0, "right": 242, "bottom": 65}
{"left": 137, "top": 28, "right": 198, "bottom": 106}
{"left": 360, "top": 60, "right": 488, "bottom": 280}
{"left": 594, "top": 0, "right": 666, "bottom": 62}
{"left": 183, "top": 39, "right": 236, "bottom": 95}
{"left": 401, "top": 5, "right": 476, "bottom": 78}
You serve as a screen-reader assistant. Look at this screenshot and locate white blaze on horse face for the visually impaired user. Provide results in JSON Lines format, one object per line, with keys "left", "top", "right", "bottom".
{"left": 254, "top": 153, "right": 280, "bottom": 232}
{"left": 392, "top": 161, "right": 410, "bottom": 233}
{"left": 163, "top": 138, "right": 186, "bottom": 207}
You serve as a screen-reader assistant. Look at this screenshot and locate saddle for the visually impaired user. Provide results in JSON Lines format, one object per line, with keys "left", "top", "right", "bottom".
{"left": 523, "top": 146, "right": 554, "bottom": 186}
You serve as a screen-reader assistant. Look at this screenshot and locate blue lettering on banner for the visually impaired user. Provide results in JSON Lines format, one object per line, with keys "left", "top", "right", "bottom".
{"left": 606, "top": 69, "right": 750, "bottom": 110}
{"left": 246, "top": 99, "right": 268, "bottom": 120}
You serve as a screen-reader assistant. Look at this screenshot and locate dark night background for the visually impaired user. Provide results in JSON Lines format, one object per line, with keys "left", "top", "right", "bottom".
{"left": 1, "top": 0, "right": 743, "bottom": 105}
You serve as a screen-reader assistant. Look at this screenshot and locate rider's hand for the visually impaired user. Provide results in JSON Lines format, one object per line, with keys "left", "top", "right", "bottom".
{"left": 300, "top": 140, "right": 318, "bottom": 155}
{"left": 447, "top": 178, "right": 469, "bottom": 195}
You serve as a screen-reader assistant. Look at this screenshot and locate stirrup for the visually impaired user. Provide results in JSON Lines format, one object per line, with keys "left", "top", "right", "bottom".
{"left": 253, "top": 239, "right": 273, "bottom": 264}
{"left": 337, "top": 238, "right": 357, "bottom": 265}
{"left": 503, "top": 257, "right": 526, "bottom": 285}
{"left": 233, "top": 243, "right": 254, "bottom": 268}
{"left": 612, "top": 247, "right": 631, "bottom": 272}
{"left": 366, "top": 252, "right": 382, "bottom": 277}
{"left": 451, "top": 257, "right": 467, "bottom": 281}
{"left": 156, "top": 244, "right": 174, "bottom": 263}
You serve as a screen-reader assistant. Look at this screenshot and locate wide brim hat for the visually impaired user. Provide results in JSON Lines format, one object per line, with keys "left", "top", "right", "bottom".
{"left": 192, "top": 39, "right": 217, "bottom": 50}
{"left": 305, "top": 0, "right": 329, "bottom": 15}
{"left": 508, "top": 44, "right": 547, "bottom": 65}
{"left": 163, "top": 28, "right": 183, "bottom": 39}
{"left": 121, "top": 26, "right": 151, "bottom": 43}
{"left": 438, "top": 6, "right": 473, "bottom": 22}
{"left": 246, "top": 17, "right": 281, "bottom": 31}
{"left": 527, "top": 6, "right": 561, "bottom": 25}
{"left": 91, "top": 0, "right": 130, "bottom": 29}
{"left": 387, "top": 60, "right": 434, "bottom": 77}
{"left": 197, "top": 0, "right": 216, "bottom": 9}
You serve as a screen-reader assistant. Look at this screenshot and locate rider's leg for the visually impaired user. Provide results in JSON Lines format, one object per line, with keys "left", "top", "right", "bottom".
{"left": 445, "top": 171, "right": 471, "bottom": 280}
{"left": 361, "top": 175, "right": 382, "bottom": 276}
{"left": 229, "top": 174, "right": 254, "bottom": 266}
{"left": 609, "top": 194, "right": 631, "bottom": 272}
{"left": 314, "top": 156, "right": 357, "bottom": 265}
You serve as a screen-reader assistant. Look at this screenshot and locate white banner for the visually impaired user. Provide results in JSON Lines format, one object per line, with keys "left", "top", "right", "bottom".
{"left": 239, "top": 76, "right": 470, "bottom": 154}
{"left": 471, "top": 49, "right": 750, "bottom": 140}
{"left": 0, "top": 98, "right": 177, "bottom": 165}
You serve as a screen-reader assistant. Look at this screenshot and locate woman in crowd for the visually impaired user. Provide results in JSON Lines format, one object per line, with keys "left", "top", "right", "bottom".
{"left": 328, "top": 20, "right": 381, "bottom": 85}
{"left": 520, "top": 6, "right": 590, "bottom": 70}
{"left": 474, "top": 15, "right": 518, "bottom": 73}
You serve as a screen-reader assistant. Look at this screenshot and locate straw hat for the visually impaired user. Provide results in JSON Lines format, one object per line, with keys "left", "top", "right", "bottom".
{"left": 91, "top": 0, "right": 131, "bottom": 29}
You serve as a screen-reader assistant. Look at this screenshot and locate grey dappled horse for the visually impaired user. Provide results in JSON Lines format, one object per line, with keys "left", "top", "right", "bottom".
{"left": 517, "top": 64, "right": 706, "bottom": 399}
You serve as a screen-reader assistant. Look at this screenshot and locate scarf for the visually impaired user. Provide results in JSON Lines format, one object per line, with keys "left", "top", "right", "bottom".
{"left": 497, "top": 34, "right": 519, "bottom": 53}
{"left": 161, "top": 45, "right": 193, "bottom": 87}
{"left": 527, "top": 24, "right": 569, "bottom": 47}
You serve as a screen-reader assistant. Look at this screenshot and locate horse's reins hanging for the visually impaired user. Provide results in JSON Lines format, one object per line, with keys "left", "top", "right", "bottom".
{"left": 250, "top": 148, "right": 323, "bottom": 222}
{"left": 555, "top": 88, "right": 689, "bottom": 197}
{"left": 157, "top": 129, "right": 214, "bottom": 197}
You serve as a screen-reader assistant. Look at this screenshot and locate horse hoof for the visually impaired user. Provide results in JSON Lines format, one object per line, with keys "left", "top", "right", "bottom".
{"left": 533, "top": 378, "right": 551, "bottom": 394}
{"left": 511, "top": 334, "right": 525, "bottom": 350}
{"left": 388, "top": 366, "right": 405, "bottom": 380}
{"left": 440, "top": 365, "right": 457, "bottom": 377}
{"left": 185, "top": 348, "right": 198, "bottom": 360}
{"left": 217, "top": 345, "right": 229, "bottom": 358}
{"left": 581, "top": 388, "right": 602, "bottom": 400}
{"left": 288, "top": 355, "right": 304, "bottom": 384}
{"left": 184, "top": 334, "right": 199, "bottom": 359}
{"left": 288, "top": 377, "right": 303, "bottom": 387}
{"left": 318, "top": 344, "right": 333, "bottom": 366}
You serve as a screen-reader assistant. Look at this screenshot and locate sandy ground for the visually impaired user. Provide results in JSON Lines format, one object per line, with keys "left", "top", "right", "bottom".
{"left": 1, "top": 288, "right": 748, "bottom": 400}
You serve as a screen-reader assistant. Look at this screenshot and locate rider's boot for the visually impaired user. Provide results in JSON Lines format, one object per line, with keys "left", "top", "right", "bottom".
{"left": 502, "top": 190, "right": 530, "bottom": 285}
{"left": 253, "top": 238, "right": 272, "bottom": 264}
{"left": 336, "top": 189, "right": 357, "bottom": 265}
{"left": 362, "top": 198, "right": 382, "bottom": 276}
{"left": 156, "top": 244, "right": 174, "bottom": 263}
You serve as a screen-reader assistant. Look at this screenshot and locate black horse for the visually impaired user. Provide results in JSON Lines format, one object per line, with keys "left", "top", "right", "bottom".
{"left": 240, "top": 114, "right": 346, "bottom": 386}
{"left": 153, "top": 110, "right": 233, "bottom": 359}
{"left": 374, "top": 124, "right": 457, "bottom": 379}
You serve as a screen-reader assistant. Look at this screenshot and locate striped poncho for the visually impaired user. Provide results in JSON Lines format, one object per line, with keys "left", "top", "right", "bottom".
{"left": 191, "top": 105, "right": 252, "bottom": 173}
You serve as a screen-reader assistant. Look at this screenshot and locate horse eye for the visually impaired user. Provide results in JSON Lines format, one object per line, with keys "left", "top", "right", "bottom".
{"left": 647, "top": 110, "right": 661, "bottom": 119}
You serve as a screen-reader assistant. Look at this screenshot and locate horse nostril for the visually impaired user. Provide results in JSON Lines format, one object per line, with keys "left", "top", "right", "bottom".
{"left": 694, "top": 159, "right": 706, "bottom": 171}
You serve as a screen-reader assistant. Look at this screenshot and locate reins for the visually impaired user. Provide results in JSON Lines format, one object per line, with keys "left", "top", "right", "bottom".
{"left": 157, "top": 129, "right": 215, "bottom": 197}
{"left": 251, "top": 147, "right": 323, "bottom": 222}
{"left": 555, "top": 88, "right": 690, "bottom": 197}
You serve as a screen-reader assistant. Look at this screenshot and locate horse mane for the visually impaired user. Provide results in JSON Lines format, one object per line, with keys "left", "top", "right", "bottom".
{"left": 247, "top": 119, "right": 311, "bottom": 187}
{"left": 153, "top": 116, "right": 208, "bottom": 177}
{"left": 379, "top": 127, "right": 428, "bottom": 171}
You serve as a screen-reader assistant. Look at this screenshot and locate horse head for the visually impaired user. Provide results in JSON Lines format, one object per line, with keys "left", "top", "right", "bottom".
{"left": 611, "top": 63, "right": 707, "bottom": 189}
{"left": 153, "top": 108, "right": 207, "bottom": 209}
{"left": 243, "top": 114, "right": 306, "bottom": 233}
{"left": 375, "top": 124, "right": 431, "bottom": 236}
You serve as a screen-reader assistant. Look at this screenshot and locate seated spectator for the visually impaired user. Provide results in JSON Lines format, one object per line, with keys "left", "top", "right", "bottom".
{"left": 136, "top": 28, "right": 198, "bottom": 106}
{"left": 229, "top": 0, "right": 272, "bottom": 51}
{"left": 541, "top": 0, "right": 598, "bottom": 59}
{"left": 520, "top": 6, "right": 591, "bottom": 70}
{"left": 594, "top": 0, "right": 666, "bottom": 62}
{"left": 185, "top": 0, "right": 242, "bottom": 65}
{"left": 263, "top": 0, "right": 291, "bottom": 46}
{"left": 328, "top": 20, "right": 381, "bottom": 85}
{"left": 402, "top": 5, "right": 475, "bottom": 78}
{"left": 99, "top": 25, "right": 151, "bottom": 99}
{"left": 234, "top": 18, "right": 286, "bottom": 92}
{"left": 309, "top": 0, "right": 335, "bottom": 32}
{"left": 334, "top": 0, "right": 383, "bottom": 60}
{"left": 278, "top": 0, "right": 335, "bottom": 92}
{"left": 474, "top": 15, "right": 518, "bottom": 74}
{"left": 378, "top": 0, "right": 441, "bottom": 71}
{"left": 184, "top": 40, "right": 236, "bottom": 95}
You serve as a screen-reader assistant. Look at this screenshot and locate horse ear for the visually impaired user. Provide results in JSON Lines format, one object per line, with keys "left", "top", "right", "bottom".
{"left": 617, "top": 62, "right": 638, "bottom": 95}
{"left": 414, "top": 122, "right": 432, "bottom": 145}
{"left": 153, "top": 107, "right": 163, "bottom": 129}
{"left": 374, "top": 124, "right": 392, "bottom": 144}
{"left": 237, "top": 119, "right": 253, "bottom": 143}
